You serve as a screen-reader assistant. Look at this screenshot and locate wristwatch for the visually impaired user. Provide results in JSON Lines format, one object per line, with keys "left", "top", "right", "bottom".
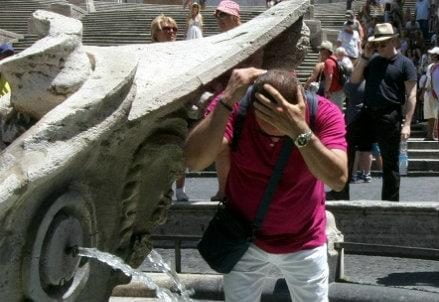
{"left": 294, "top": 130, "right": 313, "bottom": 148}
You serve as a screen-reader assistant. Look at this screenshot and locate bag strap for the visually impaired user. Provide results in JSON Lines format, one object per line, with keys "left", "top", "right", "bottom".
{"left": 230, "top": 86, "right": 254, "bottom": 151}
{"left": 252, "top": 91, "right": 319, "bottom": 232}
{"left": 252, "top": 137, "right": 294, "bottom": 231}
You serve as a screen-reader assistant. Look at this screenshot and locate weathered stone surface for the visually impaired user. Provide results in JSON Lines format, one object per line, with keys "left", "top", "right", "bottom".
{"left": 0, "top": 29, "right": 23, "bottom": 44}
{"left": 49, "top": 3, "right": 73, "bottom": 17}
{"left": 0, "top": 1, "right": 310, "bottom": 301}
{"left": 327, "top": 201, "right": 439, "bottom": 249}
{"left": 2, "top": 10, "right": 92, "bottom": 119}
{"left": 304, "top": 19, "right": 322, "bottom": 50}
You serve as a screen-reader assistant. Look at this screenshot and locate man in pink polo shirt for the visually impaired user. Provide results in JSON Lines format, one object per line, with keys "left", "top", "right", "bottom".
{"left": 185, "top": 68, "right": 347, "bottom": 301}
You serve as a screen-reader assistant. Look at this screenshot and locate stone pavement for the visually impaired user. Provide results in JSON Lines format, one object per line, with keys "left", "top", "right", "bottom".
{"left": 181, "top": 176, "right": 439, "bottom": 202}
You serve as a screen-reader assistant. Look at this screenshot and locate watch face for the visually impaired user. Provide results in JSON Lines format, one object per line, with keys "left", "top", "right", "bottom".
{"left": 297, "top": 136, "right": 307, "bottom": 146}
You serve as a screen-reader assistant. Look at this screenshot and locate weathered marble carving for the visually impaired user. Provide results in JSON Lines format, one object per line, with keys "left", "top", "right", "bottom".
{"left": 0, "top": 1, "right": 310, "bottom": 301}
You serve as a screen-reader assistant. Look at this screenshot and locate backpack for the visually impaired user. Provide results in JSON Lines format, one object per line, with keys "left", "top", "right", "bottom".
{"left": 230, "top": 86, "right": 319, "bottom": 151}
{"left": 329, "top": 56, "right": 350, "bottom": 87}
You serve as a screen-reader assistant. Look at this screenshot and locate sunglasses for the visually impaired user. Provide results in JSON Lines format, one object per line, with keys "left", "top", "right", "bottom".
{"left": 215, "top": 11, "right": 232, "bottom": 19}
{"left": 375, "top": 40, "right": 390, "bottom": 48}
{"left": 161, "top": 26, "right": 178, "bottom": 33}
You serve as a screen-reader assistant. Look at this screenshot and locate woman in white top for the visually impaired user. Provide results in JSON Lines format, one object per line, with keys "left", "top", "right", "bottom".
{"left": 186, "top": 3, "right": 203, "bottom": 40}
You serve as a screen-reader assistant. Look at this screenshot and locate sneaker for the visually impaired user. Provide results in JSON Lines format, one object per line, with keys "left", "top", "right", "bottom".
{"left": 350, "top": 171, "right": 362, "bottom": 184}
{"left": 176, "top": 190, "right": 189, "bottom": 202}
{"left": 362, "top": 173, "right": 372, "bottom": 183}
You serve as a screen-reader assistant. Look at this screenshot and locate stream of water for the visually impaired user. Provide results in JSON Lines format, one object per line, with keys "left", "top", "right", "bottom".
{"left": 78, "top": 247, "right": 194, "bottom": 301}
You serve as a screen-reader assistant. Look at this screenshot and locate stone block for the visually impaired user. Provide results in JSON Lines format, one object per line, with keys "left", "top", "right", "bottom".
{"left": 0, "top": 30, "right": 23, "bottom": 44}
{"left": 304, "top": 19, "right": 322, "bottom": 50}
{"left": 49, "top": 3, "right": 73, "bottom": 17}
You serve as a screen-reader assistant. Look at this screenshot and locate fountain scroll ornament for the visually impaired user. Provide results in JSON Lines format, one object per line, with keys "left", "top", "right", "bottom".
{"left": 0, "top": 0, "right": 310, "bottom": 301}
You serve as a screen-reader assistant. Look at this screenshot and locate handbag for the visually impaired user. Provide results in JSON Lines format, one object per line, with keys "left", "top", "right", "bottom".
{"left": 197, "top": 138, "right": 294, "bottom": 274}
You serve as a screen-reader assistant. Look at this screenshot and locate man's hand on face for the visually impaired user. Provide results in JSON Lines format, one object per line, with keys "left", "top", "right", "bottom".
{"left": 363, "top": 42, "right": 375, "bottom": 58}
{"left": 253, "top": 84, "right": 310, "bottom": 139}
{"left": 222, "top": 67, "right": 266, "bottom": 105}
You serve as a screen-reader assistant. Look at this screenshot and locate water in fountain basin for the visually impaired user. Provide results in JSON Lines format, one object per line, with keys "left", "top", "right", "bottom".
{"left": 78, "top": 247, "right": 194, "bottom": 301}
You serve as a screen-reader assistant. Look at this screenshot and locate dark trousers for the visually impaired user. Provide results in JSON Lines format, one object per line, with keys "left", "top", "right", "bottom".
{"left": 417, "top": 19, "right": 429, "bottom": 40}
{"left": 356, "top": 107, "right": 402, "bottom": 201}
{"left": 327, "top": 118, "right": 362, "bottom": 200}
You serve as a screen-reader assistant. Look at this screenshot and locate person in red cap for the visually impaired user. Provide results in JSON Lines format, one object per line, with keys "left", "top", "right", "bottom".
{"left": 214, "top": 0, "right": 241, "bottom": 32}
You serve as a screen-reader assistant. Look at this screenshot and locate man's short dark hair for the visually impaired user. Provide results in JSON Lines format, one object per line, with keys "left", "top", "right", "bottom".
{"left": 253, "top": 69, "right": 299, "bottom": 104}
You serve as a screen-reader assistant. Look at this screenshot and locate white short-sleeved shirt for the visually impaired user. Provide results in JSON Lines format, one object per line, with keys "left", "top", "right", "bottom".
{"left": 337, "top": 30, "right": 361, "bottom": 58}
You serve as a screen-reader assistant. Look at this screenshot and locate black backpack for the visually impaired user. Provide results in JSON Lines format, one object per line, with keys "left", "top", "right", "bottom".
{"left": 230, "top": 86, "right": 319, "bottom": 151}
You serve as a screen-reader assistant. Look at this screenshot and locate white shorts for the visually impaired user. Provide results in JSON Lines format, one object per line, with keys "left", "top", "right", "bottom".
{"left": 223, "top": 244, "right": 329, "bottom": 302}
{"left": 423, "top": 93, "right": 439, "bottom": 119}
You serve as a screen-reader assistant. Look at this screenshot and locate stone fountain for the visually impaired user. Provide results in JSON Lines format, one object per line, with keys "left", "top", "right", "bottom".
{"left": 0, "top": 1, "right": 311, "bottom": 301}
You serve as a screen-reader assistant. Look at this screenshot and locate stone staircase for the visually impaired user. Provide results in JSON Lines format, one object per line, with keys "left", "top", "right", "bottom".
{"left": 0, "top": 0, "right": 85, "bottom": 52}
{"left": 80, "top": 5, "right": 264, "bottom": 46}
{"left": 1, "top": 0, "right": 438, "bottom": 175}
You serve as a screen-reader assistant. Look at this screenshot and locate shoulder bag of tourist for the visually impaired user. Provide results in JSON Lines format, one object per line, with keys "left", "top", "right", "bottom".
{"left": 197, "top": 90, "right": 319, "bottom": 274}
{"left": 197, "top": 138, "right": 293, "bottom": 273}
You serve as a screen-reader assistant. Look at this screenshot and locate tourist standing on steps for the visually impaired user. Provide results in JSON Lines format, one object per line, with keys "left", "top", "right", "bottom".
{"left": 185, "top": 68, "right": 347, "bottom": 302}
{"left": 186, "top": 2, "right": 203, "bottom": 40}
{"left": 208, "top": 0, "right": 242, "bottom": 202}
{"left": 419, "top": 47, "right": 439, "bottom": 141}
{"left": 337, "top": 21, "right": 362, "bottom": 63}
{"left": 344, "top": 10, "right": 364, "bottom": 43}
{"left": 151, "top": 15, "right": 191, "bottom": 201}
{"left": 151, "top": 15, "right": 178, "bottom": 43}
{"left": 214, "top": 0, "right": 241, "bottom": 33}
{"left": 427, "top": 47, "right": 439, "bottom": 142}
{"left": 351, "top": 23, "right": 417, "bottom": 201}
{"left": 318, "top": 41, "right": 345, "bottom": 111}
{"left": 415, "top": 0, "right": 430, "bottom": 39}
{"left": 182, "top": 0, "right": 192, "bottom": 10}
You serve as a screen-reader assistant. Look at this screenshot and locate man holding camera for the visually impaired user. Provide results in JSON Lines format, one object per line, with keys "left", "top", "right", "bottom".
{"left": 185, "top": 68, "right": 347, "bottom": 301}
{"left": 351, "top": 23, "right": 417, "bottom": 201}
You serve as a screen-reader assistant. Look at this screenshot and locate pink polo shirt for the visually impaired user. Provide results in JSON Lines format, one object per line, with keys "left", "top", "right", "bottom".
{"left": 212, "top": 95, "right": 346, "bottom": 254}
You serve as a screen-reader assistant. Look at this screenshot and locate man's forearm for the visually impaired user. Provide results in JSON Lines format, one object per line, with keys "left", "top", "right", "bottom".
{"left": 403, "top": 89, "right": 416, "bottom": 126}
{"left": 299, "top": 135, "right": 348, "bottom": 191}
{"left": 351, "top": 56, "right": 368, "bottom": 84}
{"left": 184, "top": 102, "right": 231, "bottom": 171}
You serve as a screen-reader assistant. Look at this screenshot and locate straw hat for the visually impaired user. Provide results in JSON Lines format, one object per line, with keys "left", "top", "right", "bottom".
{"left": 368, "top": 23, "right": 398, "bottom": 43}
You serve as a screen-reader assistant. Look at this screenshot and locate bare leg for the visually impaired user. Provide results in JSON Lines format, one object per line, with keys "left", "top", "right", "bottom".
{"left": 426, "top": 118, "right": 436, "bottom": 139}
{"left": 175, "top": 175, "right": 189, "bottom": 201}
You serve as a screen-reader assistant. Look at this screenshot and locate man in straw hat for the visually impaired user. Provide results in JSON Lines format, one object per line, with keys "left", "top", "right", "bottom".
{"left": 351, "top": 23, "right": 417, "bottom": 201}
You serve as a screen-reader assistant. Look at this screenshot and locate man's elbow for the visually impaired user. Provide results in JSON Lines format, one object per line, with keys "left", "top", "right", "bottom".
{"left": 330, "top": 175, "right": 348, "bottom": 192}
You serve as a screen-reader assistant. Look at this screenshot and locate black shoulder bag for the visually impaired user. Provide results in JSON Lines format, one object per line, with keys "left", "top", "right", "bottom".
{"left": 197, "top": 138, "right": 294, "bottom": 274}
